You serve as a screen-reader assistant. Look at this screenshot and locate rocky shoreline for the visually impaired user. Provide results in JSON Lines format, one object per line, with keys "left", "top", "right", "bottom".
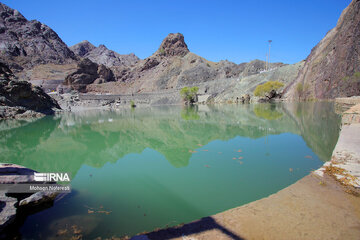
{"left": 0, "top": 164, "right": 60, "bottom": 239}
{"left": 133, "top": 99, "right": 360, "bottom": 240}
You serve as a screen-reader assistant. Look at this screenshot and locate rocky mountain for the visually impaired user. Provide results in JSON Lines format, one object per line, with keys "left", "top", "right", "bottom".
{"left": 1, "top": 1, "right": 358, "bottom": 102}
{"left": 0, "top": 2, "right": 117, "bottom": 93}
{"left": 0, "top": 3, "right": 76, "bottom": 73}
{"left": 0, "top": 2, "right": 288, "bottom": 97}
{"left": 69, "top": 41, "right": 140, "bottom": 85}
{"left": 0, "top": 62, "right": 60, "bottom": 119}
{"left": 285, "top": 0, "right": 360, "bottom": 100}
{"left": 69, "top": 40, "right": 96, "bottom": 57}
{"left": 70, "top": 41, "right": 139, "bottom": 68}
{"left": 86, "top": 33, "right": 285, "bottom": 94}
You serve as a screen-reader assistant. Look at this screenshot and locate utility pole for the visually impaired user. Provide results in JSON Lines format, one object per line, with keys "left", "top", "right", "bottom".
{"left": 265, "top": 53, "right": 268, "bottom": 71}
{"left": 268, "top": 40, "right": 272, "bottom": 71}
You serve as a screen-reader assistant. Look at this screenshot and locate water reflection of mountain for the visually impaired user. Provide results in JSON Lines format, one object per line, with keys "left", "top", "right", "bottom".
{"left": 0, "top": 103, "right": 341, "bottom": 177}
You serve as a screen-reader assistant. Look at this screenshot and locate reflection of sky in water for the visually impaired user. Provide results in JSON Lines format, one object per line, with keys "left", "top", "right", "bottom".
{"left": 0, "top": 102, "right": 341, "bottom": 238}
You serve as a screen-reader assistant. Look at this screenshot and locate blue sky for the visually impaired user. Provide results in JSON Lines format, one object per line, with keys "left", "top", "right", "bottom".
{"left": 2, "top": 0, "right": 351, "bottom": 64}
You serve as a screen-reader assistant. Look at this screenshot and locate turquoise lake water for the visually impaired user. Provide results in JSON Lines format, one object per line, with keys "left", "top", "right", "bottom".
{"left": 0, "top": 102, "right": 341, "bottom": 239}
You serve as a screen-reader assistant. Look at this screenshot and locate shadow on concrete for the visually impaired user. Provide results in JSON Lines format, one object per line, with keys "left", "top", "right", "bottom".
{"left": 144, "top": 216, "right": 244, "bottom": 240}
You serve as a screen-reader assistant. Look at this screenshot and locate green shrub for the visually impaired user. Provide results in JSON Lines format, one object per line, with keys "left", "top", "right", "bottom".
{"left": 180, "top": 86, "right": 199, "bottom": 104}
{"left": 340, "top": 72, "right": 360, "bottom": 93}
{"left": 353, "top": 72, "right": 360, "bottom": 79}
{"left": 254, "top": 104, "right": 283, "bottom": 120}
{"left": 130, "top": 100, "right": 136, "bottom": 108}
{"left": 342, "top": 72, "right": 360, "bottom": 82}
{"left": 254, "top": 81, "right": 284, "bottom": 97}
{"left": 296, "top": 83, "right": 303, "bottom": 93}
{"left": 296, "top": 83, "right": 304, "bottom": 99}
{"left": 159, "top": 48, "right": 165, "bottom": 55}
{"left": 295, "top": 82, "right": 310, "bottom": 100}
{"left": 181, "top": 106, "right": 200, "bottom": 120}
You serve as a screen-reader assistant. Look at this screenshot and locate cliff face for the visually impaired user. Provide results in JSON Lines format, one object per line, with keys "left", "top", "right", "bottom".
{"left": 0, "top": 62, "right": 61, "bottom": 119}
{"left": 285, "top": 0, "right": 360, "bottom": 100}
{"left": 0, "top": 3, "right": 76, "bottom": 72}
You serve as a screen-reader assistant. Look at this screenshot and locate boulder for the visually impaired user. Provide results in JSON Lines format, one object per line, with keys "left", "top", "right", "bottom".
{"left": 19, "top": 191, "right": 58, "bottom": 207}
{"left": 239, "top": 94, "right": 251, "bottom": 103}
{"left": 64, "top": 58, "right": 115, "bottom": 91}
{"left": 97, "top": 64, "right": 114, "bottom": 81}
{"left": 0, "top": 193, "right": 17, "bottom": 231}
{"left": 141, "top": 58, "right": 160, "bottom": 71}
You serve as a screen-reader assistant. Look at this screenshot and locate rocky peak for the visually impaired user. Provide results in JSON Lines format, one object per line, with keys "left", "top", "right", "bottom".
{"left": 98, "top": 44, "right": 108, "bottom": 50}
{"left": 157, "top": 33, "right": 189, "bottom": 57}
{"left": 95, "top": 44, "right": 112, "bottom": 55}
{"left": 70, "top": 41, "right": 140, "bottom": 68}
{"left": 0, "top": 3, "right": 27, "bottom": 24}
{"left": 70, "top": 40, "right": 96, "bottom": 57}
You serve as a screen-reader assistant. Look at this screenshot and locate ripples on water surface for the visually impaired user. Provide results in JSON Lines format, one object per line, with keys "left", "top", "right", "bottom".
{"left": 0, "top": 102, "right": 341, "bottom": 238}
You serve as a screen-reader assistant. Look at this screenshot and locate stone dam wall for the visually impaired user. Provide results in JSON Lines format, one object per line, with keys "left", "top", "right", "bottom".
{"left": 79, "top": 89, "right": 182, "bottom": 106}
